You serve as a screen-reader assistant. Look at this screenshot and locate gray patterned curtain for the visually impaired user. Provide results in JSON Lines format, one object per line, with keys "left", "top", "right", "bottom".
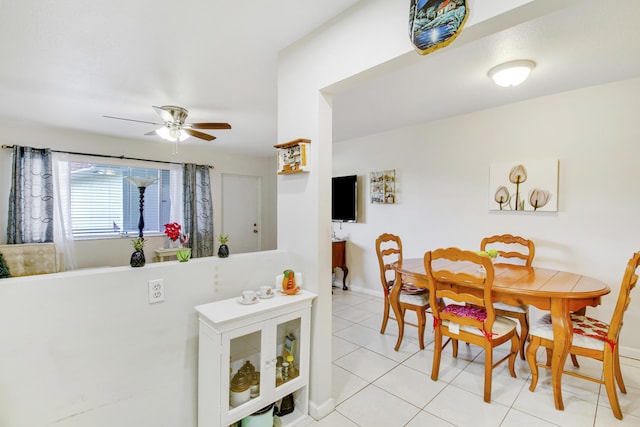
{"left": 183, "top": 163, "right": 214, "bottom": 258}
{"left": 7, "top": 146, "right": 54, "bottom": 243}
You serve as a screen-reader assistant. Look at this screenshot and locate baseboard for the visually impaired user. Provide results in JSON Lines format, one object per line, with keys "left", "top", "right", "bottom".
{"left": 620, "top": 345, "right": 640, "bottom": 361}
{"left": 308, "top": 397, "right": 335, "bottom": 420}
{"left": 346, "top": 285, "right": 382, "bottom": 298}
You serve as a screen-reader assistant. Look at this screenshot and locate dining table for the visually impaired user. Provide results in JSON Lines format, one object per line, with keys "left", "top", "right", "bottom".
{"left": 391, "top": 257, "right": 611, "bottom": 411}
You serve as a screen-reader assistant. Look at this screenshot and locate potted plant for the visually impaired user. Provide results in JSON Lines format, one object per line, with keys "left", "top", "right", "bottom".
{"left": 176, "top": 247, "right": 191, "bottom": 262}
{"left": 218, "top": 234, "right": 230, "bottom": 258}
{"left": 130, "top": 237, "right": 146, "bottom": 267}
{"left": 0, "top": 252, "right": 12, "bottom": 278}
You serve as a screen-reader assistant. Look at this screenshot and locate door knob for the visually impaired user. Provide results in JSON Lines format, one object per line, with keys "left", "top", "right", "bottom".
{"left": 253, "top": 230, "right": 258, "bottom": 234}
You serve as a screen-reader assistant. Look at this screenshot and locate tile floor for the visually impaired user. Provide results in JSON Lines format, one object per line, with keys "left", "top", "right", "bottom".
{"left": 306, "top": 288, "right": 640, "bottom": 427}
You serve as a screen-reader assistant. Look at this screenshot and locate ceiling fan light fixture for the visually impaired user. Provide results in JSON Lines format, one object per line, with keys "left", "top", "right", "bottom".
{"left": 155, "top": 126, "right": 173, "bottom": 141}
{"left": 178, "top": 129, "right": 190, "bottom": 142}
{"left": 488, "top": 60, "right": 536, "bottom": 87}
{"left": 169, "top": 127, "right": 181, "bottom": 140}
{"left": 155, "top": 126, "right": 190, "bottom": 142}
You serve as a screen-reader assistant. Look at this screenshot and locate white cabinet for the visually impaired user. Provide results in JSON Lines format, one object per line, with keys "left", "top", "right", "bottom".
{"left": 195, "top": 290, "right": 316, "bottom": 427}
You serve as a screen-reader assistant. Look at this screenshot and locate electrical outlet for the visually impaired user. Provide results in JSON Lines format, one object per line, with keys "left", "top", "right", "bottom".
{"left": 148, "top": 279, "right": 165, "bottom": 304}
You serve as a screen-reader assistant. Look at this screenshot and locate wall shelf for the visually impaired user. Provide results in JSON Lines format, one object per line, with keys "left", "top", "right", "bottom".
{"left": 274, "top": 138, "right": 311, "bottom": 174}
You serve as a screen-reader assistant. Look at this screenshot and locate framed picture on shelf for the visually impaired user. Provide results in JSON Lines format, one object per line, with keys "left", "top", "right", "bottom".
{"left": 370, "top": 169, "right": 396, "bottom": 204}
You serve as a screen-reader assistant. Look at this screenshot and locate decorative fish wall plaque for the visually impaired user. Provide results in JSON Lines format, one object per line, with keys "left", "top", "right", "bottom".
{"left": 409, "top": 0, "right": 469, "bottom": 55}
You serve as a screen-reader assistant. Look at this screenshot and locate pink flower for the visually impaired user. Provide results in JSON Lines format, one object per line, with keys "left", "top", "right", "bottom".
{"left": 179, "top": 233, "right": 190, "bottom": 246}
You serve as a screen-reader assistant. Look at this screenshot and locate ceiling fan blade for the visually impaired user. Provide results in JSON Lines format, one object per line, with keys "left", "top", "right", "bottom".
{"left": 184, "top": 129, "right": 216, "bottom": 141}
{"left": 188, "top": 122, "right": 232, "bottom": 130}
{"left": 144, "top": 129, "right": 161, "bottom": 136}
{"left": 103, "top": 115, "right": 161, "bottom": 126}
{"left": 152, "top": 105, "right": 175, "bottom": 123}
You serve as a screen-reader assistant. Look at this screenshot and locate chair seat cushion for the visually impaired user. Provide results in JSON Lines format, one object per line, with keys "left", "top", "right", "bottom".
{"left": 401, "top": 283, "right": 427, "bottom": 295}
{"left": 441, "top": 304, "right": 517, "bottom": 338}
{"left": 530, "top": 313, "right": 612, "bottom": 351}
{"left": 442, "top": 316, "right": 516, "bottom": 338}
{"left": 384, "top": 281, "right": 427, "bottom": 297}
{"left": 493, "top": 302, "right": 527, "bottom": 314}
{"left": 399, "top": 291, "right": 429, "bottom": 306}
{"left": 443, "top": 304, "right": 487, "bottom": 321}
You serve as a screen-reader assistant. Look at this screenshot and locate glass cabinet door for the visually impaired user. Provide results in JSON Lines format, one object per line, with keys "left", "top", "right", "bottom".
{"left": 223, "top": 322, "right": 264, "bottom": 418}
{"left": 271, "top": 308, "right": 309, "bottom": 405}
{"left": 274, "top": 316, "right": 301, "bottom": 389}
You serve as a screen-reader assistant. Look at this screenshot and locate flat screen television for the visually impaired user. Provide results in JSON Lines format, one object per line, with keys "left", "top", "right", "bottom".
{"left": 332, "top": 175, "right": 357, "bottom": 223}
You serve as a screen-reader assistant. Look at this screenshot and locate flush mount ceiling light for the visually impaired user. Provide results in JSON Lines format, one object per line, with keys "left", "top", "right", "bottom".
{"left": 488, "top": 60, "right": 536, "bottom": 87}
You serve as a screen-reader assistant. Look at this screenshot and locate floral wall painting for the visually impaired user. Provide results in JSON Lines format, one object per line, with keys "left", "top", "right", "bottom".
{"left": 370, "top": 169, "right": 396, "bottom": 204}
{"left": 489, "top": 160, "right": 558, "bottom": 212}
{"left": 409, "top": 0, "right": 469, "bottom": 55}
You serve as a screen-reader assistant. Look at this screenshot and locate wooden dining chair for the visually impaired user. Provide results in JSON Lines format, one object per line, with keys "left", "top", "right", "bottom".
{"left": 375, "top": 233, "right": 430, "bottom": 351}
{"left": 425, "top": 247, "right": 519, "bottom": 403}
{"left": 481, "top": 233, "right": 534, "bottom": 360}
{"left": 526, "top": 252, "right": 640, "bottom": 420}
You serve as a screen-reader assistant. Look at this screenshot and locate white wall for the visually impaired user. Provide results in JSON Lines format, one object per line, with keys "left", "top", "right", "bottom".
{"left": 277, "top": 0, "right": 417, "bottom": 417}
{"left": 0, "top": 250, "right": 293, "bottom": 426}
{"left": 0, "top": 118, "right": 277, "bottom": 268}
{"left": 276, "top": 0, "right": 560, "bottom": 417}
{"left": 0, "top": 119, "right": 282, "bottom": 426}
{"left": 333, "top": 76, "right": 640, "bottom": 357}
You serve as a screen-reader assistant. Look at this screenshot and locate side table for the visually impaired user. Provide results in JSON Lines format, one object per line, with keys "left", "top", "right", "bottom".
{"left": 332, "top": 240, "right": 349, "bottom": 290}
{"left": 155, "top": 247, "right": 179, "bottom": 262}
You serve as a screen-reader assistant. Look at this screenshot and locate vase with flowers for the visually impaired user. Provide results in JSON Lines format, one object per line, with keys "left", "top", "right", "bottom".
{"left": 164, "top": 222, "right": 189, "bottom": 249}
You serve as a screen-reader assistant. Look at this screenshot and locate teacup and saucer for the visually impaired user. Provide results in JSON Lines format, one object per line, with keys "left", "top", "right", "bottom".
{"left": 258, "top": 286, "right": 275, "bottom": 299}
{"left": 238, "top": 290, "right": 259, "bottom": 305}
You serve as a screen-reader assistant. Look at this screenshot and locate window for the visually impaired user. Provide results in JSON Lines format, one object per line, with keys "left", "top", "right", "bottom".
{"left": 69, "top": 160, "right": 178, "bottom": 238}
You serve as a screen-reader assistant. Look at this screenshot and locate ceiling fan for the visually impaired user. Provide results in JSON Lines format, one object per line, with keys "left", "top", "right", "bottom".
{"left": 104, "top": 105, "right": 231, "bottom": 142}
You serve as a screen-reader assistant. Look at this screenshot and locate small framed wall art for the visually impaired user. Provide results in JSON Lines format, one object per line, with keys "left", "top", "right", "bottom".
{"left": 370, "top": 169, "right": 396, "bottom": 204}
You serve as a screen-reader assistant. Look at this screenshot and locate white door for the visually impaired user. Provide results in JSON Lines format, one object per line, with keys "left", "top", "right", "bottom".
{"left": 221, "top": 174, "right": 261, "bottom": 253}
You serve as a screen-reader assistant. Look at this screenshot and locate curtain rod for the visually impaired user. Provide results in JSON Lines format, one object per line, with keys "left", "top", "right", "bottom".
{"left": 1, "top": 144, "right": 214, "bottom": 169}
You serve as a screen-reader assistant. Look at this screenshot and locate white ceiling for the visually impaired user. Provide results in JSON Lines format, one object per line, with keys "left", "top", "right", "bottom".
{"left": 333, "top": 0, "right": 640, "bottom": 142}
{"left": 0, "top": 0, "right": 360, "bottom": 156}
{"left": 1, "top": 1, "right": 639, "bottom": 157}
